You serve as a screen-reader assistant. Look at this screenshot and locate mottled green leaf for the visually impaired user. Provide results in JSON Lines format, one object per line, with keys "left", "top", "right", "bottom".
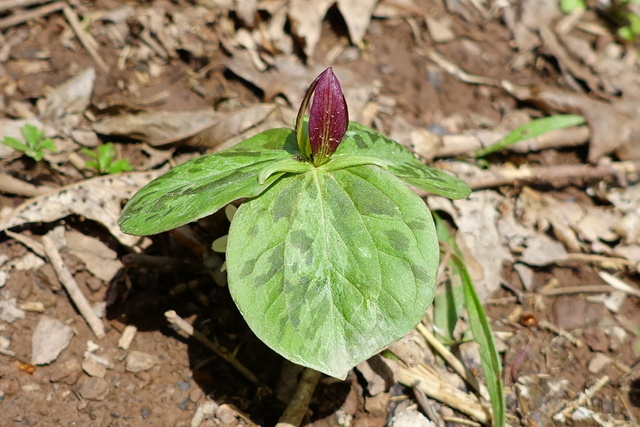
{"left": 227, "top": 165, "right": 439, "bottom": 378}
{"left": 119, "top": 128, "right": 300, "bottom": 235}
{"left": 333, "top": 122, "right": 471, "bottom": 199}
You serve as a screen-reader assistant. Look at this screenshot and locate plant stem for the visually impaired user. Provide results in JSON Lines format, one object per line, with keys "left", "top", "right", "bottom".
{"left": 275, "top": 368, "right": 322, "bottom": 427}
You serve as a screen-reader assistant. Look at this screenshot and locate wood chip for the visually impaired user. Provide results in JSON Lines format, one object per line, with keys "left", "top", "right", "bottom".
{"left": 118, "top": 325, "right": 137, "bottom": 350}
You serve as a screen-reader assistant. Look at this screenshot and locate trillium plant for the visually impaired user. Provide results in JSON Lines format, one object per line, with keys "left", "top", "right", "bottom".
{"left": 119, "top": 68, "right": 471, "bottom": 379}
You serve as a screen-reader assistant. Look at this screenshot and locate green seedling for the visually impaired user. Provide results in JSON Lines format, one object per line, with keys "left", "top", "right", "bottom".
{"left": 474, "top": 114, "right": 585, "bottom": 158}
{"left": 1, "top": 124, "right": 57, "bottom": 161}
{"left": 81, "top": 143, "right": 132, "bottom": 175}
{"left": 119, "top": 68, "right": 471, "bottom": 379}
{"left": 435, "top": 214, "right": 505, "bottom": 427}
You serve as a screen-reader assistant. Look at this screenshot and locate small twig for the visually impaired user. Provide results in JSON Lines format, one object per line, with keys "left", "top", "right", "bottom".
{"left": 459, "top": 161, "right": 640, "bottom": 191}
{"left": 4, "top": 230, "right": 45, "bottom": 257}
{"left": 413, "top": 384, "right": 445, "bottom": 427}
{"left": 398, "top": 363, "right": 490, "bottom": 425}
{"left": 540, "top": 285, "right": 619, "bottom": 296}
{"left": 0, "top": 174, "right": 54, "bottom": 197}
{"left": 421, "top": 49, "right": 499, "bottom": 87}
{"left": 598, "top": 271, "right": 640, "bottom": 298}
{"left": 553, "top": 375, "right": 610, "bottom": 423}
{"left": 417, "top": 323, "right": 489, "bottom": 401}
{"left": 118, "top": 324, "right": 137, "bottom": 350}
{"left": 275, "top": 368, "right": 322, "bottom": 427}
{"left": 164, "top": 310, "right": 268, "bottom": 391}
{"left": 62, "top": 4, "right": 109, "bottom": 72}
{"left": 0, "top": 0, "right": 54, "bottom": 13}
{"left": 0, "top": 0, "right": 64, "bottom": 29}
{"left": 539, "top": 320, "right": 582, "bottom": 347}
{"left": 441, "top": 417, "right": 481, "bottom": 427}
{"left": 563, "top": 253, "right": 635, "bottom": 270}
{"left": 42, "top": 235, "right": 106, "bottom": 339}
{"left": 435, "top": 126, "right": 590, "bottom": 158}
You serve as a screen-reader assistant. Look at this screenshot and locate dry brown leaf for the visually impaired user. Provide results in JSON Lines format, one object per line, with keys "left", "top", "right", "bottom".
{"left": 452, "top": 191, "right": 513, "bottom": 301}
{"left": 37, "top": 67, "right": 95, "bottom": 123}
{"left": 507, "top": 86, "right": 640, "bottom": 161}
{"left": 92, "top": 108, "right": 217, "bottom": 146}
{"left": 373, "top": 0, "right": 422, "bottom": 18}
{"left": 288, "top": 0, "right": 334, "bottom": 58}
{"left": 0, "top": 172, "right": 162, "bottom": 247}
{"left": 236, "top": 0, "right": 258, "bottom": 27}
{"left": 337, "top": 0, "right": 379, "bottom": 44}
{"left": 65, "top": 230, "right": 122, "bottom": 282}
{"left": 187, "top": 104, "right": 278, "bottom": 149}
{"left": 226, "top": 55, "right": 375, "bottom": 120}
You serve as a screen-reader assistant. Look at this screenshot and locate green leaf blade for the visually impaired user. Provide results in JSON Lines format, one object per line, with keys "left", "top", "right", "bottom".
{"left": 1, "top": 137, "right": 30, "bottom": 152}
{"left": 474, "top": 114, "right": 585, "bottom": 157}
{"left": 227, "top": 166, "right": 439, "bottom": 378}
{"left": 435, "top": 214, "right": 505, "bottom": 426}
{"left": 335, "top": 122, "right": 471, "bottom": 199}
{"left": 119, "top": 128, "right": 298, "bottom": 235}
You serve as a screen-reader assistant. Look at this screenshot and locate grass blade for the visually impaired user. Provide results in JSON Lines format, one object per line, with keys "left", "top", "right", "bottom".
{"left": 474, "top": 114, "right": 585, "bottom": 157}
{"left": 434, "top": 214, "right": 505, "bottom": 426}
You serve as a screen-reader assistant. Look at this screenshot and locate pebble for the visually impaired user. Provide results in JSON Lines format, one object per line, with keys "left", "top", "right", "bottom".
{"left": 49, "top": 358, "right": 82, "bottom": 384}
{"left": 583, "top": 328, "right": 608, "bottom": 352}
{"left": 82, "top": 358, "right": 107, "bottom": 378}
{"left": 389, "top": 406, "right": 435, "bottom": 427}
{"left": 587, "top": 353, "right": 611, "bottom": 374}
{"left": 31, "top": 316, "right": 74, "bottom": 365}
{"left": 0, "top": 293, "right": 26, "bottom": 323}
{"left": 77, "top": 377, "right": 109, "bottom": 401}
{"left": 189, "top": 388, "right": 203, "bottom": 403}
{"left": 125, "top": 350, "right": 156, "bottom": 373}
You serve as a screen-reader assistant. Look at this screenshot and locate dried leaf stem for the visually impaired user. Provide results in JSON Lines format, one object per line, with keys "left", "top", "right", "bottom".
{"left": 164, "top": 310, "right": 267, "bottom": 391}
{"left": 42, "top": 235, "right": 106, "bottom": 339}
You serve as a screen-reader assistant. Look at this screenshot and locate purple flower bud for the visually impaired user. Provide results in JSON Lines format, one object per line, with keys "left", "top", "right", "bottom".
{"left": 295, "top": 68, "right": 349, "bottom": 165}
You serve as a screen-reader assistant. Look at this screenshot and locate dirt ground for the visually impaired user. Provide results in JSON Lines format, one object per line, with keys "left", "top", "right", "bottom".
{"left": 1, "top": 0, "right": 640, "bottom": 426}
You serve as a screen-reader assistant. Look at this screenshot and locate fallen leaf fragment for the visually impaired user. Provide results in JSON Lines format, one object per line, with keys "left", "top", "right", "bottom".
{"left": 288, "top": 0, "right": 334, "bottom": 57}
{"left": 0, "top": 171, "right": 162, "bottom": 247}
{"left": 38, "top": 67, "right": 96, "bottom": 122}
{"left": 520, "top": 233, "right": 568, "bottom": 266}
{"left": 65, "top": 230, "right": 122, "bottom": 282}
{"left": 452, "top": 191, "right": 512, "bottom": 301}
{"left": 92, "top": 108, "right": 217, "bottom": 146}
{"left": 31, "top": 316, "right": 74, "bottom": 365}
{"left": 337, "top": 0, "right": 379, "bottom": 44}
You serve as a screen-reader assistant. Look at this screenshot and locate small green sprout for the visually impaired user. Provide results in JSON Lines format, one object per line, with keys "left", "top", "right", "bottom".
{"left": 81, "top": 143, "right": 132, "bottom": 175}
{"left": 1, "top": 124, "right": 57, "bottom": 161}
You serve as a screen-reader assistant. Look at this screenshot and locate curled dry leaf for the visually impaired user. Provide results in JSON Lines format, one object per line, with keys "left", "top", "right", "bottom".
{"left": 92, "top": 108, "right": 216, "bottom": 146}
{"left": 506, "top": 86, "right": 640, "bottom": 161}
{"left": 65, "top": 230, "right": 123, "bottom": 282}
{"left": 186, "top": 104, "right": 278, "bottom": 149}
{"left": 452, "top": 191, "right": 513, "bottom": 301}
{"left": 37, "top": 67, "right": 96, "bottom": 123}
{"left": 288, "top": 0, "right": 334, "bottom": 58}
{"left": 0, "top": 172, "right": 162, "bottom": 247}
{"left": 336, "top": 0, "right": 380, "bottom": 45}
